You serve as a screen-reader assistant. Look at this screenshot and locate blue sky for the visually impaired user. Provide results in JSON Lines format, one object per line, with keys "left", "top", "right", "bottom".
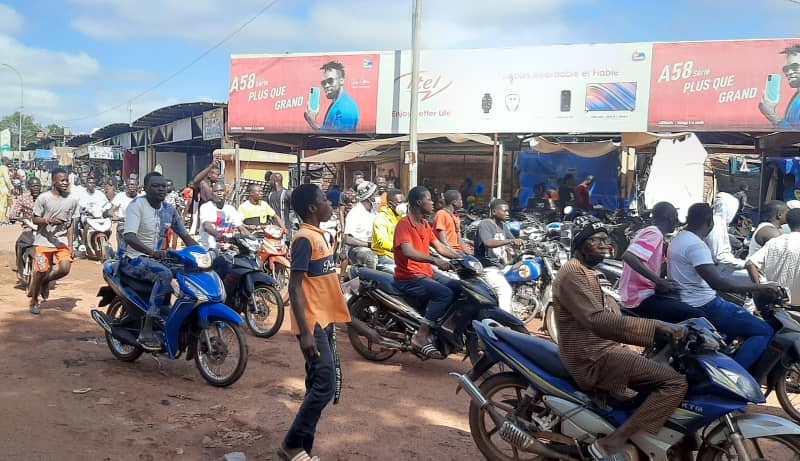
{"left": 1, "top": 0, "right": 800, "bottom": 133}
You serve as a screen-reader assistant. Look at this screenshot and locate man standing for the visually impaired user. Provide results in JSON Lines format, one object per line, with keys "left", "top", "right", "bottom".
{"left": 269, "top": 173, "right": 293, "bottom": 238}
{"left": 574, "top": 175, "right": 595, "bottom": 210}
{"left": 434, "top": 190, "right": 466, "bottom": 253}
{"left": 121, "top": 172, "right": 197, "bottom": 350}
{"left": 191, "top": 151, "right": 223, "bottom": 232}
{"left": 620, "top": 202, "right": 705, "bottom": 322}
{"left": 371, "top": 188, "right": 405, "bottom": 271}
{"left": 394, "top": 186, "right": 462, "bottom": 358}
{"left": 10, "top": 177, "right": 42, "bottom": 282}
{"left": 747, "top": 208, "right": 800, "bottom": 306}
{"left": 112, "top": 178, "right": 140, "bottom": 249}
{"left": 279, "top": 184, "right": 350, "bottom": 461}
{"left": 474, "top": 199, "right": 523, "bottom": 313}
{"left": 304, "top": 61, "right": 361, "bottom": 132}
{"left": 239, "top": 183, "right": 284, "bottom": 231}
{"left": 344, "top": 181, "right": 378, "bottom": 268}
{"left": 748, "top": 200, "right": 787, "bottom": 257}
{"left": 0, "top": 159, "right": 13, "bottom": 223}
{"left": 29, "top": 168, "right": 79, "bottom": 314}
{"left": 557, "top": 174, "right": 576, "bottom": 211}
{"left": 200, "top": 182, "right": 245, "bottom": 249}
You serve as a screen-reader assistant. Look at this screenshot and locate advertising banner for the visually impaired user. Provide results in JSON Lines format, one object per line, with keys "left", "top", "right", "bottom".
{"left": 202, "top": 108, "right": 224, "bottom": 140}
{"left": 649, "top": 39, "right": 800, "bottom": 131}
{"left": 376, "top": 43, "right": 653, "bottom": 134}
{"left": 228, "top": 52, "right": 382, "bottom": 134}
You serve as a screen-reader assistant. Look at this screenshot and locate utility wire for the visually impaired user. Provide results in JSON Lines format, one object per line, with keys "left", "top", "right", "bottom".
{"left": 60, "top": 0, "right": 281, "bottom": 124}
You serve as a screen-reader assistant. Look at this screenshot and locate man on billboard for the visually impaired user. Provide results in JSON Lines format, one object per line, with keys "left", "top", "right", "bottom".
{"left": 760, "top": 45, "right": 800, "bottom": 128}
{"left": 304, "top": 61, "right": 360, "bottom": 132}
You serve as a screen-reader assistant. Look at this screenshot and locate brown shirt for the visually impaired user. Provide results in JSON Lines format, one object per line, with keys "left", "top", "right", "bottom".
{"left": 553, "top": 259, "right": 659, "bottom": 392}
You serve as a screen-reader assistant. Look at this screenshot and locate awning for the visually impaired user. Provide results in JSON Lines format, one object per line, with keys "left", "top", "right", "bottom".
{"left": 302, "top": 133, "right": 495, "bottom": 163}
{"left": 214, "top": 148, "right": 298, "bottom": 164}
{"left": 621, "top": 132, "right": 691, "bottom": 147}
{"left": 529, "top": 137, "right": 619, "bottom": 158}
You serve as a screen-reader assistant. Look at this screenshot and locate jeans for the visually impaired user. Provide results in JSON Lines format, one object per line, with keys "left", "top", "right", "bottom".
{"left": 483, "top": 266, "right": 513, "bottom": 313}
{"left": 396, "top": 273, "right": 462, "bottom": 323}
{"left": 700, "top": 296, "right": 773, "bottom": 370}
{"left": 120, "top": 256, "right": 173, "bottom": 317}
{"left": 634, "top": 294, "right": 706, "bottom": 323}
{"left": 376, "top": 255, "right": 395, "bottom": 274}
{"left": 284, "top": 324, "right": 337, "bottom": 453}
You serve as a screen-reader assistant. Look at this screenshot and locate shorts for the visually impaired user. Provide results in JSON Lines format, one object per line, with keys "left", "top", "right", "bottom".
{"left": 34, "top": 246, "right": 73, "bottom": 273}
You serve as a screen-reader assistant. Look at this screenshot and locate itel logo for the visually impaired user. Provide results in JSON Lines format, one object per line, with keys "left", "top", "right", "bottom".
{"left": 396, "top": 71, "right": 453, "bottom": 101}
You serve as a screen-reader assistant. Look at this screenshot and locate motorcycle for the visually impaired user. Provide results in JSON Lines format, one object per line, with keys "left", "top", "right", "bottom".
{"left": 256, "top": 224, "right": 290, "bottom": 303}
{"left": 79, "top": 202, "right": 113, "bottom": 260}
{"left": 454, "top": 318, "right": 800, "bottom": 460}
{"left": 345, "top": 256, "right": 528, "bottom": 365}
{"left": 502, "top": 242, "right": 556, "bottom": 323}
{"left": 213, "top": 234, "right": 286, "bottom": 338}
{"left": 11, "top": 218, "right": 35, "bottom": 292}
{"left": 90, "top": 245, "right": 248, "bottom": 387}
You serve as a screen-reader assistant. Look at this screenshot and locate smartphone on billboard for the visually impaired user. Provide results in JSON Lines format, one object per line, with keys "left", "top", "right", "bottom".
{"left": 560, "top": 90, "right": 572, "bottom": 112}
{"left": 585, "top": 82, "right": 637, "bottom": 111}
{"left": 309, "top": 87, "right": 321, "bottom": 113}
{"left": 765, "top": 74, "right": 782, "bottom": 105}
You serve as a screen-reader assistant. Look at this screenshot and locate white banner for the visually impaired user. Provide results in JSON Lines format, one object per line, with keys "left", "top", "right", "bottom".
{"left": 376, "top": 43, "right": 653, "bottom": 134}
{"left": 0, "top": 128, "right": 10, "bottom": 155}
{"left": 88, "top": 145, "right": 115, "bottom": 160}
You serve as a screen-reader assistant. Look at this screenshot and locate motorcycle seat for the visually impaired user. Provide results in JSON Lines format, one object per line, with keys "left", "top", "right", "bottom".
{"left": 351, "top": 267, "right": 404, "bottom": 297}
{"left": 493, "top": 327, "right": 575, "bottom": 383}
{"left": 120, "top": 274, "right": 155, "bottom": 296}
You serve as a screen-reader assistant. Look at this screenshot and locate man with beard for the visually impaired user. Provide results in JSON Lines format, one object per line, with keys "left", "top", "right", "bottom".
{"left": 10, "top": 177, "right": 42, "bottom": 283}
{"left": 761, "top": 44, "right": 800, "bottom": 128}
{"left": 304, "top": 61, "right": 361, "bottom": 132}
{"left": 29, "top": 168, "right": 79, "bottom": 314}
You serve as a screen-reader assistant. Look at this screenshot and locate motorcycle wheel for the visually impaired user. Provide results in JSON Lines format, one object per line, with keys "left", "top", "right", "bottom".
{"left": 195, "top": 319, "right": 248, "bottom": 387}
{"left": 105, "top": 299, "right": 144, "bottom": 362}
{"left": 346, "top": 297, "right": 397, "bottom": 362}
{"left": 776, "top": 366, "right": 800, "bottom": 422}
{"left": 272, "top": 263, "right": 290, "bottom": 303}
{"left": 21, "top": 255, "right": 32, "bottom": 291}
{"left": 543, "top": 304, "right": 559, "bottom": 345}
{"left": 246, "top": 284, "right": 284, "bottom": 338}
{"left": 468, "top": 372, "right": 550, "bottom": 461}
{"left": 92, "top": 234, "right": 108, "bottom": 261}
{"left": 697, "top": 434, "right": 800, "bottom": 460}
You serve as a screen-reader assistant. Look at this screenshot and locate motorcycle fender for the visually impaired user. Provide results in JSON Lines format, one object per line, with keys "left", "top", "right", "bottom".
{"left": 96, "top": 286, "right": 116, "bottom": 307}
{"left": 243, "top": 272, "right": 277, "bottom": 295}
{"left": 269, "top": 256, "right": 290, "bottom": 272}
{"left": 197, "top": 302, "right": 243, "bottom": 329}
{"left": 705, "top": 413, "right": 800, "bottom": 446}
{"left": 479, "top": 308, "right": 526, "bottom": 328}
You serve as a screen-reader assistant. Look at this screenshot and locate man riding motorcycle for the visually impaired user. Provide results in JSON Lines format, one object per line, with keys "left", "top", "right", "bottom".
{"left": 393, "top": 186, "right": 463, "bottom": 359}
{"left": 120, "top": 172, "right": 198, "bottom": 350}
{"left": 9, "top": 177, "right": 42, "bottom": 283}
{"left": 371, "top": 188, "right": 405, "bottom": 272}
{"left": 474, "top": 199, "right": 523, "bottom": 313}
{"left": 554, "top": 214, "right": 688, "bottom": 460}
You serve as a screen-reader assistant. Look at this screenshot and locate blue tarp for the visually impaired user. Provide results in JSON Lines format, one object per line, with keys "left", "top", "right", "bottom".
{"left": 516, "top": 150, "right": 621, "bottom": 209}
{"left": 34, "top": 149, "right": 54, "bottom": 160}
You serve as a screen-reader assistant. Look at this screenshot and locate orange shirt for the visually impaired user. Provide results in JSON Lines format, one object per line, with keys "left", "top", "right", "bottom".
{"left": 433, "top": 209, "right": 462, "bottom": 251}
{"left": 289, "top": 223, "right": 351, "bottom": 334}
{"left": 393, "top": 215, "right": 435, "bottom": 281}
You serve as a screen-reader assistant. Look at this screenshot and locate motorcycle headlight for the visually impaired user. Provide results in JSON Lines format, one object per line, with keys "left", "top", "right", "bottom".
{"left": 702, "top": 361, "right": 764, "bottom": 403}
{"left": 191, "top": 251, "right": 212, "bottom": 270}
{"left": 463, "top": 257, "right": 484, "bottom": 275}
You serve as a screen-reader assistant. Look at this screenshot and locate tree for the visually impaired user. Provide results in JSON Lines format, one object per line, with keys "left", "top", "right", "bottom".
{"left": 0, "top": 112, "right": 41, "bottom": 150}
{"left": 46, "top": 124, "right": 64, "bottom": 137}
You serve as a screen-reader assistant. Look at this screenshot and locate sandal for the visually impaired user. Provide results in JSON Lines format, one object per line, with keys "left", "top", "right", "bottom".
{"left": 588, "top": 441, "right": 629, "bottom": 461}
{"left": 277, "top": 447, "right": 320, "bottom": 461}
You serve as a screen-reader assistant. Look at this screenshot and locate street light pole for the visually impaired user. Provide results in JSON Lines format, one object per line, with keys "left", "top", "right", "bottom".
{"left": 1, "top": 64, "right": 23, "bottom": 152}
{"left": 407, "top": 0, "right": 422, "bottom": 190}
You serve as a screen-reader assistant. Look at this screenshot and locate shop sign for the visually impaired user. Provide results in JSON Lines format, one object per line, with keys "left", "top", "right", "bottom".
{"left": 88, "top": 145, "right": 115, "bottom": 160}
{"left": 649, "top": 39, "right": 800, "bottom": 131}
{"left": 202, "top": 108, "right": 225, "bottom": 140}
{"left": 228, "top": 52, "right": 382, "bottom": 134}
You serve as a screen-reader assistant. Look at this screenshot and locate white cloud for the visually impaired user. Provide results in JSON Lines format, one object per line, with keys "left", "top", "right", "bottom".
{"left": 0, "top": 4, "right": 23, "bottom": 35}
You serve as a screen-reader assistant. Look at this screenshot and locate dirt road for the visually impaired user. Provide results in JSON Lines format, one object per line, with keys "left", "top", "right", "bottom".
{"left": 0, "top": 226, "right": 479, "bottom": 460}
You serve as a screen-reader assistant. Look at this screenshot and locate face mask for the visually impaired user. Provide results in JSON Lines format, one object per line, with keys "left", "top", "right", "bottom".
{"left": 396, "top": 203, "right": 408, "bottom": 216}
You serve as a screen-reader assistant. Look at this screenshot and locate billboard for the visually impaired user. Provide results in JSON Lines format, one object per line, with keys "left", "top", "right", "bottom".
{"left": 228, "top": 52, "right": 382, "bottom": 134}
{"left": 376, "top": 43, "right": 653, "bottom": 134}
{"left": 649, "top": 39, "right": 800, "bottom": 131}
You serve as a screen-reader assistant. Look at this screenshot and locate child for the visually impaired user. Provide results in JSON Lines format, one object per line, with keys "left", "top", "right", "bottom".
{"left": 279, "top": 184, "right": 351, "bottom": 461}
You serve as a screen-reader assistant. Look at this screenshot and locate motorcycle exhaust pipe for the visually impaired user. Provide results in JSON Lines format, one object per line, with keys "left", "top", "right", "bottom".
{"left": 372, "top": 291, "right": 424, "bottom": 322}
{"left": 91, "top": 309, "right": 139, "bottom": 347}
{"left": 449, "top": 372, "right": 578, "bottom": 461}
{"left": 349, "top": 318, "right": 404, "bottom": 349}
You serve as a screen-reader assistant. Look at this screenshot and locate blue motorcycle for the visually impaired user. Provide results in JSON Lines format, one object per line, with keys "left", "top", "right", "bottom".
{"left": 454, "top": 318, "right": 800, "bottom": 460}
{"left": 502, "top": 250, "right": 555, "bottom": 323}
{"left": 91, "top": 245, "right": 248, "bottom": 387}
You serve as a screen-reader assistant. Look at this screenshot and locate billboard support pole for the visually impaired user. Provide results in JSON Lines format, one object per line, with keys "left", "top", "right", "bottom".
{"left": 407, "top": 0, "right": 422, "bottom": 190}
{"left": 491, "top": 133, "right": 498, "bottom": 197}
{"left": 497, "top": 141, "right": 504, "bottom": 199}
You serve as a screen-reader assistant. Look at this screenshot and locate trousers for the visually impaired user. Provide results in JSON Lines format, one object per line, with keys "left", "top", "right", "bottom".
{"left": 120, "top": 256, "right": 173, "bottom": 317}
{"left": 633, "top": 294, "right": 706, "bottom": 323}
{"left": 396, "top": 273, "right": 462, "bottom": 323}
{"left": 701, "top": 296, "right": 773, "bottom": 370}
{"left": 284, "top": 324, "right": 337, "bottom": 453}
{"left": 483, "top": 266, "right": 513, "bottom": 313}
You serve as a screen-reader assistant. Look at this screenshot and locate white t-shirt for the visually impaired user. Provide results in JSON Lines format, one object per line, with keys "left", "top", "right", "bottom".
{"left": 199, "top": 201, "right": 243, "bottom": 249}
{"left": 748, "top": 232, "right": 800, "bottom": 306}
{"left": 668, "top": 230, "right": 717, "bottom": 307}
{"left": 71, "top": 185, "right": 87, "bottom": 202}
{"left": 344, "top": 202, "right": 377, "bottom": 243}
{"left": 112, "top": 192, "right": 136, "bottom": 220}
{"left": 79, "top": 189, "right": 109, "bottom": 213}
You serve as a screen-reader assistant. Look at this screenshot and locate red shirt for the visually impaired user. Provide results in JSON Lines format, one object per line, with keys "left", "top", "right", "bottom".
{"left": 393, "top": 215, "right": 435, "bottom": 281}
{"left": 575, "top": 183, "right": 590, "bottom": 209}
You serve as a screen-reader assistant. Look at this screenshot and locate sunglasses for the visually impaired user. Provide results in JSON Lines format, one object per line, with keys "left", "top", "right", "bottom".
{"left": 321, "top": 77, "right": 338, "bottom": 86}
{"left": 587, "top": 236, "right": 611, "bottom": 245}
{"left": 784, "top": 63, "right": 800, "bottom": 74}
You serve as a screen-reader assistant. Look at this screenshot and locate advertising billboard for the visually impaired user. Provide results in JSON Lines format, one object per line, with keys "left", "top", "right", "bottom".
{"left": 376, "top": 43, "right": 653, "bottom": 134}
{"left": 228, "top": 52, "right": 382, "bottom": 134}
{"left": 649, "top": 39, "right": 800, "bottom": 131}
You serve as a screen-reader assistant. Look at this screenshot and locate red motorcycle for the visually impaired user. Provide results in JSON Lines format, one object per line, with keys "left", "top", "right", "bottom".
{"left": 257, "top": 225, "right": 290, "bottom": 303}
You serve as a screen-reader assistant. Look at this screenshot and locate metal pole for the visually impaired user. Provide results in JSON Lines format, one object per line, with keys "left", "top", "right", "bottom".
{"left": 1, "top": 64, "right": 23, "bottom": 151}
{"left": 407, "top": 0, "right": 422, "bottom": 189}
{"left": 234, "top": 144, "right": 240, "bottom": 205}
{"left": 497, "top": 142, "right": 504, "bottom": 198}
{"left": 491, "top": 133, "right": 498, "bottom": 196}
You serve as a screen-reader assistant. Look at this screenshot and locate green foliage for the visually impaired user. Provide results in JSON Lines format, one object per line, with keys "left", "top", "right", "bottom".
{"left": 0, "top": 113, "right": 65, "bottom": 149}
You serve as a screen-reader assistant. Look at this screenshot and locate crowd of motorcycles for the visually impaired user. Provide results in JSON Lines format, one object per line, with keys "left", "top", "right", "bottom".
{"left": 22, "top": 197, "right": 800, "bottom": 459}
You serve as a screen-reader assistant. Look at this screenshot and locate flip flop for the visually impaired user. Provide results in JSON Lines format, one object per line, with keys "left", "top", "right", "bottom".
{"left": 588, "top": 441, "right": 629, "bottom": 461}
{"left": 276, "top": 447, "right": 320, "bottom": 461}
